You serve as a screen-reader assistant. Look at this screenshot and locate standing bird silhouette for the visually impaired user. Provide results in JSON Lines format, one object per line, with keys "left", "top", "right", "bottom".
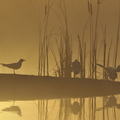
{"left": 71, "top": 59, "right": 81, "bottom": 77}
{"left": 0, "top": 59, "right": 25, "bottom": 74}
{"left": 97, "top": 64, "right": 117, "bottom": 81}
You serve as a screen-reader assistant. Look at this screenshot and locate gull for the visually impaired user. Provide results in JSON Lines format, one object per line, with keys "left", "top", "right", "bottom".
{"left": 1, "top": 59, "right": 25, "bottom": 74}
{"left": 97, "top": 64, "right": 117, "bottom": 81}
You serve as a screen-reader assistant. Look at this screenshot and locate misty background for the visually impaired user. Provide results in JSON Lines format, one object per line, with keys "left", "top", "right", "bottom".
{"left": 0, "top": 0, "right": 120, "bottom": 75}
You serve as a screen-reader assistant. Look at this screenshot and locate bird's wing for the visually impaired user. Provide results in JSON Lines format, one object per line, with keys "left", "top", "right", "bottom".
{"left": 97, "top": 64, "right": 106, "bottom": 69}
{"left": 96, "top": 106, "right": 106, "bottom": 111}
{"left": 1, "top": 63, "right": 17, "bottom": 68}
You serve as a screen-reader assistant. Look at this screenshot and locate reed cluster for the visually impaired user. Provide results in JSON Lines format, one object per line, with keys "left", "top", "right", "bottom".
{"left": 29, "top": 0, "right": 120, "bottom": 120}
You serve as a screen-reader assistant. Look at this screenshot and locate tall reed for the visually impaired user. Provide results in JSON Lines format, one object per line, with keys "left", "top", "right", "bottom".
{"left": 29, "top": 0, "right": 120, "bottom": 120}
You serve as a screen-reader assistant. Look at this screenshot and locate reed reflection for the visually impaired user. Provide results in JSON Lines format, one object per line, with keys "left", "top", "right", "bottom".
{"left": 0, "top": 0, "right": 120, "bottom": 120}
{"left": 36, "top": 96, "right": 120, "bottom": 120}
{"left": 0, "top": 91, "right": 120, "bottom": 120}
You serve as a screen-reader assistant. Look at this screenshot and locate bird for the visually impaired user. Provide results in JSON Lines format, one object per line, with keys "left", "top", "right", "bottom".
{"left": 116, "top": 65, "right": 120, "bottom": 72}
{"left": 70, "top": 101, "right": 82, "bottom": 115}
{"left": 96, "top": 96, "right": 120, "bottom": 111}
{"left": 0, "top": 59, "right": 25, "bottom": 74}
{"left": 2, "top": 106, "right": 22, "bottom": 116}
{"left": 97, "top": 64, "right": 117, "bottom": 81}
{"left": 71, "top": 59, "right": 81, "bottom": 77}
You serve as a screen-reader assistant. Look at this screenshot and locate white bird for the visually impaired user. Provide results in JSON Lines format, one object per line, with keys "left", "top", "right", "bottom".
{"left": 97, "top": 64, "right": 117, "bottom": 81}
{"left": 1, "top": 59, "right": 25, "bottom": 74}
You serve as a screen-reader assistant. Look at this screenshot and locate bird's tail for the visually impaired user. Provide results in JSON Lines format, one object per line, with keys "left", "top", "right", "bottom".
{"left": 0, "top": 63, "right": 8, "bottom": 67}
{"left": 97, "top": 64, "right": 106, "bottom": 69}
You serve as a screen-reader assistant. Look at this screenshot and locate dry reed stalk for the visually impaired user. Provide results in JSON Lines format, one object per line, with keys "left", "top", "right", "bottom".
{"left": 107, "top": 39, "right": 112, "bottom": 68}
{"left": 59, "top": 99, "right": 63, "bottom": 120}
{"left": 50, "top": 0, "right": 72, "bottom": 119}
{"left": 87, "top": 1, "right": 94, "bottom": 119}
{"left": 113, "top": 19, "right": 120, "bottom": 68}
{"left": 56, "top": 38, "right": 65, "bottom": 77}
{"left": 86, "top": 1, "right": 102, "bottom": 119}
{"left": 78, "top": 35, "right": 83, "bottom": 78}
{"left": 101, "top": 25, "right": 107, "bottom": 120}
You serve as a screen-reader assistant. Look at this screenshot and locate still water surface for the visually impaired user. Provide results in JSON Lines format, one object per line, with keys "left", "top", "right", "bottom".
{"left": 0, "top": 96, "right": 120, "bottom": 120}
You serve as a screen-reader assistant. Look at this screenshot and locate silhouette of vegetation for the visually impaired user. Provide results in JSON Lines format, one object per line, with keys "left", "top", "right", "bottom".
{"left": 1, "top": 0, "right": 120, "bottom": 120}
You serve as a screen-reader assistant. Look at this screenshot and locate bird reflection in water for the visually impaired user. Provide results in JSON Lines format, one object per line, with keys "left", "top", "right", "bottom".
{"left": 96, "top": 96, "right": 120, "bottom": 111}
{"left": 2, "top": 101, "right": 22, "bottom": 116}
{"left": 2, "top": 105, "right": 22, "bottom": 116}
{"left": 70, "top": 101, "right": 82, "bottom": 115}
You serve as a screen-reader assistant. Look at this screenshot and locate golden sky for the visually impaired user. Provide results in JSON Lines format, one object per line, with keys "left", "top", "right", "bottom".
{"left": 0, "top": 1, "right": 120, "bottom": 120}
{"left": 0, "top": 0, "right": 120, "bottom": 75}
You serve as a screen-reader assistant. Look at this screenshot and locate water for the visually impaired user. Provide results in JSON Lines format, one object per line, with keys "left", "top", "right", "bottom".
{"left": 0, "top": 74, "right": 120, "bottom": 120}
{"left": 0, "top": 96, "right": 120, "bottom": 120}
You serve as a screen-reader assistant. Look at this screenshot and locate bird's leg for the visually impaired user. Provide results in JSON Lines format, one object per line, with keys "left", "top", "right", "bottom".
{"left": 13, "top": 101, "right": 15, "bottom": 106}
{"left": 74, "top": 72, "right": 76, "bottom": 78}
{"left": 13, "top": 69, "right": 15, "bottom": 74}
